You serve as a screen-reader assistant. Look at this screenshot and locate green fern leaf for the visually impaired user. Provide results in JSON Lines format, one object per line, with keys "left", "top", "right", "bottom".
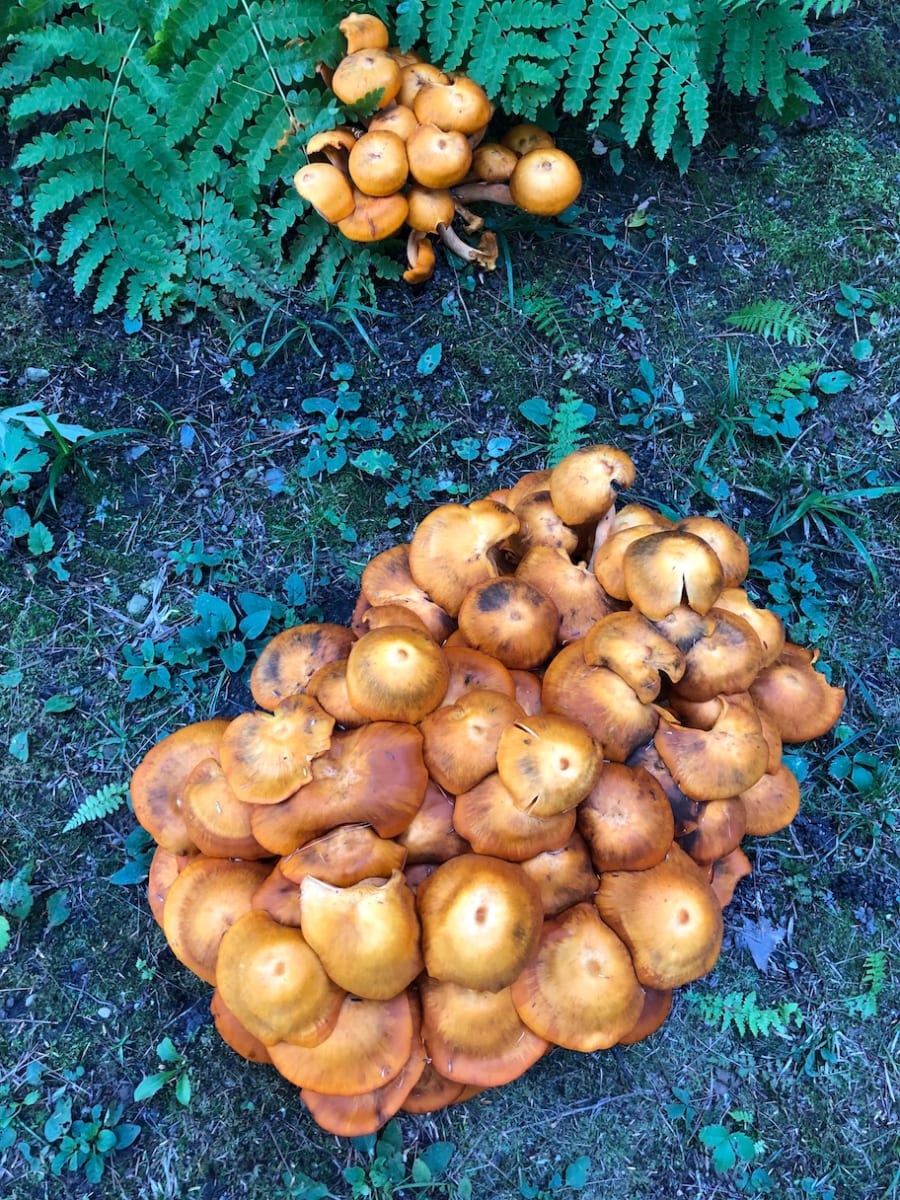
{"left": 442, "top": 0, "right": 487, "bottom": 72}
{"left": 63, "top": 781, "right": 130, "bottom": 832}
{"left": 73, "top": 227, "right": 117, "bottom": 295}
{"left": 30, "top": 163, "right": 103, "bottom": 225}
{"left": 726, "top": 300, "right": 812, "bottom": 345}
{"left": 620, "top": 41, "right": 657, "bottom": 146}
{"left": 396, "top": 0, "right": 426, "bottom": 50}
{"left": 563, "top": 0, "right": 618, "bottom": 116}
{"left": 14, "top": 117, "right": 105, "bottom": 168}
{"left": 722, "top": 6, "right": 751, "bottom": 94}
{"left": 695, "top": 0, "right": 725, "bottom": 78}
{"left": 190, "top": 62, "right": 274, "bottom": 185}
{"left": 682, "top": 71, "right": 709, "bottom": 144}
{"left": 94, "top": 252, "right": 131, "bottom": 312}
{"left": 167, "top": 14, "right": 258, "bottom": 144}
{"left": 58, "top": 196, "right": 108, "bottom": 265}
{"left": 283, "top": 210, "right": 331, "bottom": 284}
{"left": 426, "top": 0, "right": 455, "bottom": 59}
{"left": 589, "top": 16, "right": 639, "bottom": 122}
{"left": 10, "top": 74, "right": 113, "bottom": 122}
{"left": 650, "top": 65, "right": 684, "bottom": 157}
{"left": 152, "top": 0, "right": 242, "bottom": 63}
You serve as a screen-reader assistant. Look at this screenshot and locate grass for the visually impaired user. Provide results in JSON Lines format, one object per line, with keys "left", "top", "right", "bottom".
{"left": 1, "top": 4, "right": 899, "bottom": 1199}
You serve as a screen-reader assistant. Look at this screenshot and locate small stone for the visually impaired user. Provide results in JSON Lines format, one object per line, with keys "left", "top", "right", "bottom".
{"left": 127, "top": 594, "right": 150, "bottom": 616}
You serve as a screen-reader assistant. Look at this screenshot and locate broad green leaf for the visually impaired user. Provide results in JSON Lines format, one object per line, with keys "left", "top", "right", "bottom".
{"left": 416, "top": 343, "right": 442, "bottom": 376}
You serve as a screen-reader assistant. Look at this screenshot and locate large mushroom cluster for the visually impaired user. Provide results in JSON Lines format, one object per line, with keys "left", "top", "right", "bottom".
{"left": 132, "top": 443, "right": 845, "bottom": 1137}
{"left": 293, "top": 12, "right": 583, "bottom": 282}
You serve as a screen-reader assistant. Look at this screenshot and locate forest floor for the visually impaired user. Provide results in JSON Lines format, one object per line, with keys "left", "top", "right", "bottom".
{"left": 0, "top": 5, "right": 898, "bottom": 1199}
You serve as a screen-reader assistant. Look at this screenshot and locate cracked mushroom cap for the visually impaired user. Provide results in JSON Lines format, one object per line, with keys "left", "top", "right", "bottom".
{"left": 510, "top": 903, "right": 644, "bottom": 1052}
{"left": 299, "top": 870, "right": 423, "bottom": 1000}
{"left": 408, "top": 498, "right": 519, "bottom": 616}
{"left": 292, "top": 161, "right": 355, "bottom": 222}
{"left": 595, "top": 844, "right": 724, "bottom": 989}
{"left": 654, "top": 697, "right": 769, "bottom": 801}
{"left": 250, "top": 622, "right": 355, "bottom": 711}
{"left": 749, "top": 649, "right": 845, "bottom": 742}
{"left": 453, "top": 772, "right": 577, "bottom": 862}
{"left": 496, "top": 714, "right": 602, "bottom": 817}
{"left": 576, "top": 762, "right": 675, "bottom": 873}
{"left": 162, "top": 856, "right": 272, "bottom": 985}
{"left": 331, "top": 49, "right": 401, "bottom": 109}
{"left": 457, "top": 577, "right": 559, "bottom": 670}
{"left": 623, "top": 530, "right": 725, "bottom": 621}
{"left": 509, "top": 147, "right": 582, "bottom": 216}
{"left": 583, "top": 611, "right": 686, "bottom": 703}
{"left": 346, "top": 626, "right": 449, "bottom": 722}
{"left": 677, "top": 516, "right": 750, "bottom": 587}
{"left": 131, "top": 718, "right": 230, "bottom": 853}
{"left": 215, "top": 910, "right": 344, "bottom": 1047}
{"left": 419, "top": 687, "right": 525, "bottom": 795}
{"left": 268, "top": 992, "right": 414, "bottom": 1095}
{"left": 417, "top": 854, "right": 544, "bottom": 991}
{"left": 338, "top": 187, "right": 409, "bottom": 242}
{"left": 397, "top": 61, "right": 448, "bottom": 108}
{"left": 549, "top": 445, "right": 636, "bottom": 527}
{"left": 420, "top": 977, "right": 548, "bottom": 1086}
{"left": 219, "top": 694, "right": 335, "bottom": 805}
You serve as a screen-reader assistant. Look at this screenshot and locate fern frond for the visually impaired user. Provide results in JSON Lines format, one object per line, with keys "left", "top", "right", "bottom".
{"left": 649, "top": 62, "right": 684, "bottom": 158}
{"left": 590, "top": 16, "right": 640, "bottom": 122}
{"left": 563, "top": 0, "right": 618, "bottom": 116}
{"left": 10, "top": 75, "right": 113, "bottom": 122}
{"left": 63, "top": 781, "right": 130, "bottom": 832}
{"left": 726, "top": 300, "right": 812, "bottom": 345}
{"left": 766, "top": 361, "right": 820, "bottom": 407}
{"left": 547, "top": 390, "right": 596, "bottom": 466}
{"left": 396, "top": 0, "right": 426, "bottom": 50}
{"left": 443, "top": 0, "right": 488, "bottom": 72}
{"left": 152, "top": 0, "right": 242, "bottom": 62}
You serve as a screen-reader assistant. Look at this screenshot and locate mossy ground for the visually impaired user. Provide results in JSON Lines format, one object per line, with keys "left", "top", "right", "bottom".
{"left": 1, "top": 6, "right": 898, "bottom": 1199}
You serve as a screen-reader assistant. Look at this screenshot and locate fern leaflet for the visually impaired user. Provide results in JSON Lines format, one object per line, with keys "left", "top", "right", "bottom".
{"left": 726, "top": 300, "right": 812, "bottom": 345}
{"left": 64, "top": 781, "right": 130, "bottom": 832}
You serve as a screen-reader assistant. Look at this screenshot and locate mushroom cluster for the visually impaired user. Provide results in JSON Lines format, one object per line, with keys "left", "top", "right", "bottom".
{"left": 293, "top": 12, "right": 583, "bottom": 282}
{"left": 132, "top": 443, "right": 845, "bottom": 1137}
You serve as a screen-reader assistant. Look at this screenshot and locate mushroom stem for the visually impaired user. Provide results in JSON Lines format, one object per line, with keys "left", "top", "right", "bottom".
{"left": 453, "top": 201, "right": 485, "bottom": 234}
{"left": 450, "top": 182, "right": 514, "bottom": 206}
{"left": 438, "top": 224, "right": 498, "bottom": 270}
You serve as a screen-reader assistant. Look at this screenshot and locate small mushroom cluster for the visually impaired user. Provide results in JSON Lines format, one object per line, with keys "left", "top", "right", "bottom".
{"left": 292, "top": 12, "right": 583, "bottom": 282}
{"left": 132, "top": 443, "right": 845, "bottom": 1137}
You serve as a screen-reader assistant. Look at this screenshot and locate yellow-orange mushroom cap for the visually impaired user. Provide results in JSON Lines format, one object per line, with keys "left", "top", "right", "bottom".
{"left": 549, "top": 445, "right": 636, "bottom": 526}
{"left": 623, "top": 530, "right": 724, "bottom": 621}
{"left": 299, "top": 870, "right": 423, "bottom": 1000}
{"left": 749, "top": 651, "right": 845, "bottom": 743}
{"left": 457, "top": 577, "right": 559, "bottom": 670}
{"left": 338, "top": 188, "right": 409, "bottom": 242}
{"left": 509, "top": 147, "right": 582, "bottom": 216}
{"left": 496, "top": 714, "right": 602, "bottom": 817}
{"left": 595, "top": 845, "right": 724, "bottom": 989}
{"left": 339, "top": 11, "right": 390, "bottom": 54}
{"left": 577, "top": 762, "right": 675, "bottom": 873}
{"left": 510, "top": 903, "right": 644, "bottom": 1051}
{"left": 453, "top": 772, "right": 577, "bottom": 862}
{"left": 331, "top": 49, "right": 401, "bottom": 109}
{"left": 292, "top": 162, "right": 355, "bottom": 222}
{"left": 417, "top": 854, "right": 543, "bottom": 991}
{"left": 419, "top": 687, "right": 525, "bottom": 795}
{"left": 346, "top": 626, "right": 449, "bottom": 722}
{"left": 215, "top": 910, "right": 344, "bottom": 1046}
{"left": 654, "top": 697, "right": 768, "bottom": 801}
{"left": 218, "top": 694, "right": 334, "bottom": 805}
{"left": 408, "top": 498, "right": 519, "bottom": 617}
{"left": 250, "top": 622, "right": 354, "bottom": 711}
{"left": 181, "top": 757, "right": 269, "bottom": 859}
{"left": 519, "top": 831, "right": 599, "bottom": 917}
{"left": 583, "top": 610, "right": 685, "bottom": 703}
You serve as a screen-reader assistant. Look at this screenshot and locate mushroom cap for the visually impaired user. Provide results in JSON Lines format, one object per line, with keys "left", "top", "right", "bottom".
{"left": 405, "top": 230, "right": 435, "bottom": 284}
{"left": 595, "top": 845, "right": 724, "bottom": 989}
{"left": 331, "top": 49, "right": 402, "bottom": 109}
{"left": 250, "top": 861, "right": 303, "bottom": 927}
{"left": 346, "top": 626, "right": 449, "bottom": 722}
{"left": 583, "top": 611, "right": 686, "bottom": 703}
{"left": 368, "top": 103, "right": 419, "bottom": 141}
{"left": 708, "top": 847, "right": 753, "bottom": 908}
{"left": 299, "top": 870, "right": 423, "bottom": 1000}
{"left": 269, "top": 992, "right": 414, "bottom": 1095}
{"left": 442, "top": 646, "right": 516, "bottom": 704}
{"left": 749, "top": 652, "right": 845, "bottom": 742}
{"left": 210, "top": 989, "right": 273, "bottom": 1065}
{"left": 500, "top": 123, "right": 556, "bottom": 154}
{"left": 417, "top": 854, "right": 544, "bottom": 991}
{"left": 509, "top": 147, "right": 582, "bottom": 215}
{"left": 401, "top": 1062, "right": 466, "bottom": 1113}
{"left": 339, "top": 11, "right": 390, "bottom": 53}
{"left": 472, "top": 142, "right": 519, "bottom": 182}
{"left": 713, "top": 588, "right": 785, "bottom": 668}
{"left": 507, "top": 490, "right": 580, "bottom": 560}
{"left": 419, "top": 687, "right": 525, "bottom": 795}
{"left": 292, "top": 162, "right": 355, "bottom": 222}
{"left": 577, "top": 762, "right": 675, "bottom": 872}
{"left": 509, "top": 668, "right": 543, "bottom": 715}
{"left": 541, "top": 640, "right": 659, "bottom": 762}
{"left": 280, "top": 822, "right": 408, "bottom": 887}
{"left": 250, "top": 622, "right": 354, "bottom": 711}
{"left": 678, "top": 796, "right": 747, "bottom": 865}
{"left": 496, "top": 714, "right": 603, "bottom": 817}
{"left": 739, "top": 763, "right": 801, "bottom": 835}
{"left": 413, "top": 75, "right": 492, "bottom": 134}
{"left": 216, "top": 910, "right": 345, "bottom": 1046}
{"left": 677, "top": 516, "right": 750, "bottom": 588}
{"left": 396, "top": 779, "right": 471, "bottom": 863}
{"left": 218, "top": 694, "right": 335, "bottom": 805}
{"left": 457, "top": 577, "right": 560, "bottom": 670}
{"left": 348, "top": 129, "right": 409, "bottom": 196}
{"left": 420, "top": 978, "right": 548, "bottom": 1086}
{"left": 510, "top": 903, "right": 644, "bottom": 1051}
{"left": 623, "top": 530, "right": 725, "bottom": 621}
{"left": 147, "top": 846, "right": 198, "bottom": 929}
{"left": 453, "top": 772, "right": 577, "bottom": 861}
{"left": 360, "top": 543, "right": 456, "bottom": 643}
{"left": 516, "top": 546, "right": 618, "bottom": 644}
{"left": 304, "top": 657, "right": 369, "bottom": 729}
{"left": 406, "top": 123, "right": 473, "bottom": 189}
{"left": 654, "top": 697, "right": 769, "bottom": 801}
{"left": 671, "top": 609, "right": 764, "bottom": 702}
{"left": 397, "top": 61, "right": 448, "bottom": 108}
{"left": 131, "top": 718, "right": 229, "bottom": 853}
{"left": 338, "top": 188, "right": 409, "bottom": 242}
{"left": 617, "top": 987, "right": 674, "bottom": 1045}
{"left": 181, "top": 757, "right": 269, "bottom": 859}
{"left": 408, "top": 498, "right": 519, "bottom": 617}
{"left": 162, "top": 856, "right": 271, "bottom": 985}
{"left": 406, "top": 184, "right": 456, "bottom": 233}
{"left": 549, "top": 445, "right": 636, "bottom": 526}
{"left": 592, "top": 525, "right": 660, "bottom": 601}
{"left": 519, "top": 831, "right": 599, "bottom": 917}
{"left": 305, "top": 126, "right": 358, "bottom": 159}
